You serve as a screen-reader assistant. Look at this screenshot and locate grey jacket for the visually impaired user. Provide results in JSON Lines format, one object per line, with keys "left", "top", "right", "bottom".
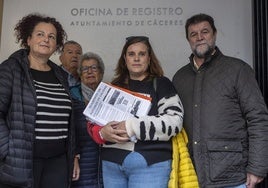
{"left": 172, "top": 47, "right": 268, "bottom": 188}
{"left": 0, "top": 49, "right": 76, "bottom": 188}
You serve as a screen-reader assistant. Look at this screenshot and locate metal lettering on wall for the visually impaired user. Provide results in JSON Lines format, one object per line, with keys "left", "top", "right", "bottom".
{"left": 70, "top": 7, "right": 183, "bottom": 27}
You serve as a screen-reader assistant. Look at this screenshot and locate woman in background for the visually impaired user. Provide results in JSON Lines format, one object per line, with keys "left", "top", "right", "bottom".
{"left": 71, "top": 52, "right": 105, "bottom": 188}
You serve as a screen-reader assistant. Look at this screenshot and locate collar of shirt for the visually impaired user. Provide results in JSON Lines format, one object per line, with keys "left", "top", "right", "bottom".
{"left": 61, "top": 66, "right": 80, "bottom": 87}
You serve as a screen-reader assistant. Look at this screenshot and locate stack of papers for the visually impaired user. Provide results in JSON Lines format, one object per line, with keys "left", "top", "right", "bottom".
{"left": 83, "top": 82, "right": 152, "bottom": 126}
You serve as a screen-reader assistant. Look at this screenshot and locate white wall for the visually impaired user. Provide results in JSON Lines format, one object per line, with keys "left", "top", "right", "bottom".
{"left": 0, "top": 0, "right": 252, "bottom": 82}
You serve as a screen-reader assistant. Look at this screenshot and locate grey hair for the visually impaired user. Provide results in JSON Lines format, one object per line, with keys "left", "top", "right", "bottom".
{"left": 61, "top": 40, "right": 82, "bottom": 52}
{"left": 77, "top": 52, "right": 105, "bottom": 75}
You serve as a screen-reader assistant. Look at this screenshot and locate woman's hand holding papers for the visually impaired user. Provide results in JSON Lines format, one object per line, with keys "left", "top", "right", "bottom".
{"left": 100, "top": 121, "right": 130, "bottom": 143}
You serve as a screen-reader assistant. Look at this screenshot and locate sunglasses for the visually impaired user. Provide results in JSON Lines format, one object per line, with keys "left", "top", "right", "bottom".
{"left": 126, "top": 36, "right": 149, "bottom": 42}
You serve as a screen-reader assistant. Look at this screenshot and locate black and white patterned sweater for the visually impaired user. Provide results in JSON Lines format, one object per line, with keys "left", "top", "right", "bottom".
{"left": 101, "top": 76, "right": 184, "bottom": 165}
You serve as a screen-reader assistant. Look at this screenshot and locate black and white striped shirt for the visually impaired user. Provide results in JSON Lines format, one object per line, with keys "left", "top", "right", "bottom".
{"left": 31, "top": 69, "right": 72, "bottom": 158}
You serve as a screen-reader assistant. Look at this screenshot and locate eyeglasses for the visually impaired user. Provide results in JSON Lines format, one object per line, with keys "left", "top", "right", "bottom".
{"left": 81, "top": 65, "right": 99, "bottom": 73}
{"left": 126, "top": 36, "right": 149, "bottom": 42}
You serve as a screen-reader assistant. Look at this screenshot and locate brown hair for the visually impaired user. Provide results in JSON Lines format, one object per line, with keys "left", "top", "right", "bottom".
{"left": 14, "top": 13, "right": 67, "bottom": 52}
{"left": 111, "top": 36, "right": 163, "bottom": 88}
{"left": 185, "top": 13, "right": 217, "bottom": 40}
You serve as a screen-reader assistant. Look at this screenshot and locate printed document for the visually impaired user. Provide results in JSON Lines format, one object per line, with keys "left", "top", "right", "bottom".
{"left": 83, "top": 82, "right": 152, "bottom": 126}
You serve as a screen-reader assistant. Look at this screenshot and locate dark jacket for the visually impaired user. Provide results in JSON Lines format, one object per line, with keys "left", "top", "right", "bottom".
{"left": 71, "top": 97, "right": 102, "bottom": 188}
{"left": 0, "top": 49, "right": 76, "bottom": 188}
{"left": 172, "top": 47, "right": 268, "bottom": 188}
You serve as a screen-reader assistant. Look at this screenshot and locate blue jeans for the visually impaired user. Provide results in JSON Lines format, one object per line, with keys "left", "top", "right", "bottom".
{"left": 102, "top": 152, "right": 171, "bottom": 188}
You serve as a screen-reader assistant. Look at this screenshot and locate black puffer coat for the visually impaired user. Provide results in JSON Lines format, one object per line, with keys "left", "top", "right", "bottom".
{"left": 71, "top": 99, "right": 102, "bottom": 188}
{"left": 0, "top": 49, "right": 76, "bottom": 188}
{"left": 172, "top": 47, "right": 268, "bottom": 188}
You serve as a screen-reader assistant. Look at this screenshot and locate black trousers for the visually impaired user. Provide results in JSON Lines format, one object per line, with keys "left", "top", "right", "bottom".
{"left": 0, "top": 183, "right": 20, "bottom": 188}
{"left": 0, "top": 154, "right": 68, "bottom": 188}
{"left": 33, "top": 153, "right": 68, "bottom": 188}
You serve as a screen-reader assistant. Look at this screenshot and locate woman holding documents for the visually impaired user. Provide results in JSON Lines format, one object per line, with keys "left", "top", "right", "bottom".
{"left": 71, "top": 52, "right": 105, "bottom": 188}
{"left": 87, "top": 36, "right": 184, "bottom": 188}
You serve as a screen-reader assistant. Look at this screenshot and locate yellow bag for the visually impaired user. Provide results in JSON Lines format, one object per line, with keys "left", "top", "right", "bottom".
{"left": 168, "top": 128, "right": 199, "bottom": 188}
